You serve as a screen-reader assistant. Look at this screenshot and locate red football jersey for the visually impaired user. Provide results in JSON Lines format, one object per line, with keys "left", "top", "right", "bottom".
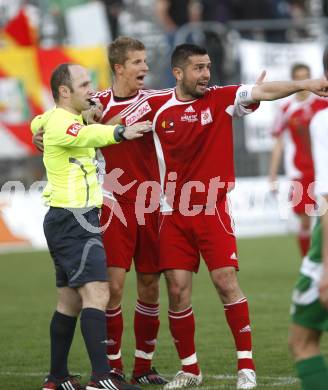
{"left": 121, "top": 86, "right": 257, "bottom": 210}
{"left": 94, "top": 88, "right": 160, "bottom": 205}
{"left": 272, "top": 94, "right": 328, "bottom": 180}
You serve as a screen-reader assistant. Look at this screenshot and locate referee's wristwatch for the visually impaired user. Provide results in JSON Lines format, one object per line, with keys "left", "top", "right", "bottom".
{"left": 114, "top": 124, "right": 127, "bottom": 142}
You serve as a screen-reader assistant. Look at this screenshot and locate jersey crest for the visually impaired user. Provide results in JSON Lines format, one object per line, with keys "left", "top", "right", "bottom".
{"left": 201, "top": 108, "right": 213, "bottom": 125}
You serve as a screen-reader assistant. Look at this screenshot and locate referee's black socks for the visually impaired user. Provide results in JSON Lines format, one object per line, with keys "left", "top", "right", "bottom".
{"left": 80, "top": 308, "right": 109, "bottom": 376}
{"left": 50, "top": 311, "right": 77, "bottom": 378}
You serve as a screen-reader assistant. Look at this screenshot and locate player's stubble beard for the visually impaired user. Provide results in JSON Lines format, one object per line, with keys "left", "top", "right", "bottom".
{"left": 180, "top": 78, "right": 207, "bottom": 99}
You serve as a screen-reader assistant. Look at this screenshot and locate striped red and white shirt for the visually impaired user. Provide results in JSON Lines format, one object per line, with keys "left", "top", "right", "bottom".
{"left": 94, "top": 88, "right": 161, "bottom": 205}
{"left": 272, "top": 94, "right": 328, "bottom": 180}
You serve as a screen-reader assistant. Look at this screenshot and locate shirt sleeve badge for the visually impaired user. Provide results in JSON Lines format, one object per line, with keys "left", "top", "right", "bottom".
{"left": 66, "top": 123, "right": 83, "bottom": 136}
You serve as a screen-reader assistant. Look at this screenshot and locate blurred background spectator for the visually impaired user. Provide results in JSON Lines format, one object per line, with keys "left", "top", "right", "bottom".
{"left": 155, "top": 0, "right": 202, "bottom": 85}
{"left": 99, "top": 0, "right": 123, "bottom": 39}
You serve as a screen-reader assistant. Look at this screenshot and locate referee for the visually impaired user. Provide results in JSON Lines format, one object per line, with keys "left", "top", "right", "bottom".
{"left": 31, "top": 63, "right": 149, "bottom": 390}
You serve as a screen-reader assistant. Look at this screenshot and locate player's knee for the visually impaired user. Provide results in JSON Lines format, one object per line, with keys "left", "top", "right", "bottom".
{"left": 288, "top": 331, "right": 299, "bottom": 358}
{"left": 138, "top": 285, "right": 159, "bottom": 303}
{"left": 57, "top": 299, "right": 82, "bottom": 317}
{"left": 302, "top": 220, "right": 311, "bottom": 231}
{"left": 71, "top": 297, "right": 82, "bottom": 315}
{"left": 57, "top": 287, "right": 82, "bottom": 316}
{"left": 166, "top": 276, "right": 185, "bottom": 297}
{"left": 79, "top": 281, "right": 109, "bottom": 311}
{"left": 101, "top": 286, "right": 110, "bottom": 306}
{"left": 300, "top": 214, "right": 311, "bottom": 230}
{"left": 167, "top": 283, "right": 190, "bottom": 310}
{"left": 164, "top": 271, "right": 191, "bottom": 309}
{"left": 109, "top": 279, "right": 124, "bottom": 302}
{"left": 212, "top": 267, "right": 239, "bottom": 296}
{"left": 288, "top": 333, "right": 312, "bottom": 360}
{"left": 137, "top": 275, "right": 160, "bottom": 303}
{"left": 91, "top": 289, "right": 109, "bottom": 311}
{"left": 167, "top": 283, "right": 182, "bottom": 300}
{"left": 288, "top": 325, "right": 320, "bottom": 360}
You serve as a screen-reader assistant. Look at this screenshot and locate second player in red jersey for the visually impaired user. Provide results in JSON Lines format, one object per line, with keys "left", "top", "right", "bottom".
{"left": 95, "top": 37, "right": 167, "bottom": 385}
{"left": 269, "top": 63, "right": 328, "bottom": 256}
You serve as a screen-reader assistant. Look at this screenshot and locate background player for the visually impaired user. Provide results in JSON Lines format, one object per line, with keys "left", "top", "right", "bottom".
{"left": 269, "top": 63, "right": 328, "bottom": 257}
{"left": 119, "top": 43, "right": 328, "bottom": 389}
{"left": 288, "top": 49, "right": 328, "bottom": 390}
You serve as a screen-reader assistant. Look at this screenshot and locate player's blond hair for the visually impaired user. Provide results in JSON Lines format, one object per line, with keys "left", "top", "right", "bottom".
{"left": 108, "top": 36, "right": 145, "bottom": 73}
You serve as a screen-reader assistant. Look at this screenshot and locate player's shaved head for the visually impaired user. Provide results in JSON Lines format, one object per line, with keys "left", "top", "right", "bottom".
{"left": 51, "top": 63, "right": 75, "bottom": 101}
{"left": 171, "top": 43, "right": 208, "bottom": 69}
{"left": 108, "top": 36, "right": 146, "bottom": 73}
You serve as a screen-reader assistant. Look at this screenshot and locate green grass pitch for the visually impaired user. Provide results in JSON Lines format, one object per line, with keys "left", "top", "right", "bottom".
{"left": 1, "top": 235, "right": 327, "bottom": 389}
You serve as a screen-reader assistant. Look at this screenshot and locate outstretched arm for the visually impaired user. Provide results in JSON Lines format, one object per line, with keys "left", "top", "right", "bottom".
{"left": 48, "top": 120, "right": 152, "bottom": 148}
{"left": 251, "top": 77, "right": 328, "bottom": 102}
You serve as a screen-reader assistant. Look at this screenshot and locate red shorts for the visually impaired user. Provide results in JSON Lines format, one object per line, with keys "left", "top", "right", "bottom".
{"left": 100, "top": 199, "right": 159, "bottom": 273}
{"left": 159, "top": 196, "right": 238, "bottom": 273}
{"left": 289, "top": 176, "right": 315, "bottom": 215}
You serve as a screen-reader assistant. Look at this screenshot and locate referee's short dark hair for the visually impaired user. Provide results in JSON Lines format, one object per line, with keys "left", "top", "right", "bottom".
{"left": 50, "top": 63, "right": 74, "bottom": 102}
{"left": 171, "top": 44, "right": 208, "bottom": 70}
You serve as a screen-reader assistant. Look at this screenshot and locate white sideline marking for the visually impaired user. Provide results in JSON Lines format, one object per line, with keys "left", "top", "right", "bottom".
{"left": 0, "top": 371, "right": 298, "bottom": 385}
{"left": 0, "top": 372, "right": 49, "bottom": 377}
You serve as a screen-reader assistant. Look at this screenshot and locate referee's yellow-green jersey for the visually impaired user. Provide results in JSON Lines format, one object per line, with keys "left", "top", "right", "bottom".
{"left": 30, "top": 107, "right": 119, "bottom": 208}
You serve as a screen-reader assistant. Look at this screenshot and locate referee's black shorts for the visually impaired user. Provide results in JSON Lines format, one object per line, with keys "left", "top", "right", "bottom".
{"left": 43, "top": 207, "right": 108, "bottom": 288}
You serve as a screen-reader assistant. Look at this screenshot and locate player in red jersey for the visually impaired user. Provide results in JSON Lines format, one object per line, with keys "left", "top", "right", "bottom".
{"left": 120, "top": 43, "right": 328, "bottom": 389}
{"left": 94, "top": 37, "right": 167, "bottom": 385}
{"left": 269, "top": 63, "right": 328, "bottom": 257}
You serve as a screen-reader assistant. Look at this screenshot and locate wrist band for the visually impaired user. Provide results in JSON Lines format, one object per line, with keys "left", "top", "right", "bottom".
{"left": 114, "top": 125, "right": 126, "bottom": 142}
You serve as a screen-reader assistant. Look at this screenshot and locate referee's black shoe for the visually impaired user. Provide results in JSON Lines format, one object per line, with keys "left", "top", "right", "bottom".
{"left": 86, "top": 373, "right": 141, "bottom": 390}
{"left": 42, "top": 374, "right": 83, "bottom": 390}
{"left": 131, "top": 367, "right": 168, "bottom": 385}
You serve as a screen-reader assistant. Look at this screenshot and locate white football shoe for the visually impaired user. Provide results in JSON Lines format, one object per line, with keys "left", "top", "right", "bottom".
{"left": 163, "top": 371, "right": 203, "bottom": 389}
{"left": 237, "top": 369, "right": 257, "bottom": 389}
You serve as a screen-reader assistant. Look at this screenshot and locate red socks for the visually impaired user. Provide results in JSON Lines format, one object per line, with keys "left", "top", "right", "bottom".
{"left": 224, "top": 298, "right": 255, "bottom": 371}
{"left": 105, "top": 306, "right": 123, "bottom": 371}
{"left": 168, "top": 306, "right": 200, "bottom": 375}
{"left": 133, "top": 300, "right": 160, "bottom": 376}
{"left": 107, "top": 301, "right": 160, "bottom": 376}
{"left": 107, "top": 299, "right": 254, "bottom": 376}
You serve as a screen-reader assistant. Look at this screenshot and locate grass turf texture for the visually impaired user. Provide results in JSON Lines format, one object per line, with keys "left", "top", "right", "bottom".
{"left": 1, "top": 235, "right": 327, "bottom": 389}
